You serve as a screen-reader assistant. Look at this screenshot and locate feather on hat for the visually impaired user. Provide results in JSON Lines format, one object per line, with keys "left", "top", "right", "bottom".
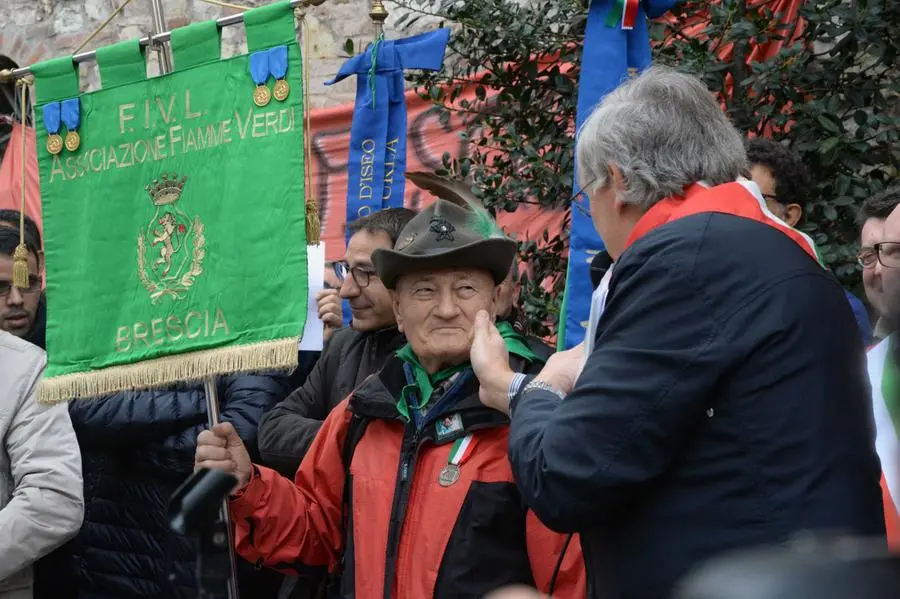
{"left": 371, "top": 171, "right": 516, "bottom": 289}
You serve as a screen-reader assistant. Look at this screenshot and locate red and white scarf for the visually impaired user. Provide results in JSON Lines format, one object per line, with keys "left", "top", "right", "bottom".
{"left": 584, "top": 178, "right": 820, "bottom": 353}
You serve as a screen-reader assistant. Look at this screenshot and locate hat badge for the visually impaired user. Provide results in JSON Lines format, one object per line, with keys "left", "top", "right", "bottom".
{"left": 430, "top": 215, "right": 455, "bottom": 242}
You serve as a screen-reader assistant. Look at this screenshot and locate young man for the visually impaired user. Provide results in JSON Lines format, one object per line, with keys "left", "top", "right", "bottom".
{"left": 0, "top": 225, "right": 83, "bottom": 599}
{"left": 473, "top": 67, "right": 884, "bottom": 599}
{"left": 196, "top": 200, "right": 585, "bottom": 598}
{"left": 747, "top": 138, "right": 872, "bottom": 344}
{"left": 0, "top": 211, "right": 44, "bottom": 347}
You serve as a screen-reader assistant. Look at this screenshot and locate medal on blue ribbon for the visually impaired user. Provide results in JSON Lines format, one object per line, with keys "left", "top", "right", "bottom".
{"left": 249, "top": 51, "right": 271, "bottom": 107}
{"left": 43, "top": 102, "right": 63, "bottom": 155}
{"left": 268, "top": 45, "right": 290, "bottom": 102}
{"left": 61, "top": 97, "right": 81, "bottom": 152}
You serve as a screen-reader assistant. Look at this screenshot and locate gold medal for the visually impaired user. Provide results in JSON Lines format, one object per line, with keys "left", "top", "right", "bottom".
{"left": 64, "top": 130, "right": 81, "bottom": 152}
{"left": 273, "top": 79, "right": 290, "bottom": 102}
{"left": 438, "top": 464, "right": 460, "bottom": 487}
{"left": 46, "top": 134, "right": 63, "bottom": 155}
{"left": 253, "top": 84, "right": 271, "bottom": 107}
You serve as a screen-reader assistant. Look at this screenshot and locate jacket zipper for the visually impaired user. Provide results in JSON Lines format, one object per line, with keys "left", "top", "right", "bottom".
{"left": 383, "top": 425, "right": 421, "bottom": 599}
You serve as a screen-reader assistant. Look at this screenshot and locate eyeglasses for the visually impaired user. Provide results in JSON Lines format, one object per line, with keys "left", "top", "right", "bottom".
{"left": 761, "top": 193, "right": 779, "bottom": 203}
{"left": 570, "top": 178, "right": 602, "bottom": 217}
{"left": 333, "top": 261, "right": 377, "bottom": 288}
{"left": 857, "top": 242, "right": 900, "bottom": 269}
{"left": 0, "top": 275, "right": 42, "bottom": 298}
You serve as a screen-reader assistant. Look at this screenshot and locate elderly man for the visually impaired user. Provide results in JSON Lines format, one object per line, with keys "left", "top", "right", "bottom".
{"left": 195, "top": 200, "right": 585, "bottom": 598}
{"left": 472, "top": 66, "right": 884, "bottom": 599}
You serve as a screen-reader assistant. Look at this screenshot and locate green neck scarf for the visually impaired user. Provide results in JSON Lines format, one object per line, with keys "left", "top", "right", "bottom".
{"left": 394, "top": 319, "right": 539, "bottom": 421}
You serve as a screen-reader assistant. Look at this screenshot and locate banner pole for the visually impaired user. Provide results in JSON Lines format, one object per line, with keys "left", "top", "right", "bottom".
{"left": 149, "top": 0, "right": 174, "bottom": 73}
{"left": 203, "top": 377, "right": 240, "bottom": 599}
{"left": 142, "top": 1, "right": 237, "bottom": 596}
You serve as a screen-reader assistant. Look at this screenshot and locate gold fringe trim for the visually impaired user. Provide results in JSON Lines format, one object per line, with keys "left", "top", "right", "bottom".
{"left": 38, "top": 337, "right": 299, "bottom": 404}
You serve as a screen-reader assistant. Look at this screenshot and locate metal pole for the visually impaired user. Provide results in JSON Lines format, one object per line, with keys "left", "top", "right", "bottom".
{"left": 149, "top": 0, "right": 174, "bottom": 74}
{"left": 142, "top": 4, "right": 238, "bottom": 595}
{"left": 2, "top": 0, "right": 326, "bottom": 81}
{"left": 203, "top": 377, "right": 240, "bottom": 599}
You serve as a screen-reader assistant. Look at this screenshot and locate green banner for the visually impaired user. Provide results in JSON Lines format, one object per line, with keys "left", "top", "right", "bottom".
{"left": 32, "top": 2, "right": 307, "bottom": 402}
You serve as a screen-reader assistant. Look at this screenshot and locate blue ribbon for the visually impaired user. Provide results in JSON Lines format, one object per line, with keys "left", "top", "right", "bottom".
{"left": 559, "top": 0, "right": 675, "bottom": 349}
{"left": 326, "top": 28, "right": 450, "bottom": 240}
{"left": 268, "top": 45, "right": 288, "bottom": 79}
{"left": 249, "top": 51, "right": 270, "bottom": 85}
{"left": 61, "top": 97, "right": 81, "bottom": 132}
{"left": 43, "top": 102, "right": 61, "bottom": 135}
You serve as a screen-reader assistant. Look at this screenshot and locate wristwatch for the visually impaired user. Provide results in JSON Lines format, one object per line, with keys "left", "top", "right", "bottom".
{"left": 522, "top": 379, "right": 566, "bottom": 401}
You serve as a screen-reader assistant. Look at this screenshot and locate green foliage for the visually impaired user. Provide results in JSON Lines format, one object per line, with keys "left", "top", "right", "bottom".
{"left": 397, "top": 0, "right": 900, "bottom": 334}
{"left": 395, "top": 0, "right": 585, "bottom": 337}
{"left": 656, "top": 0, "right": 900, "bottom": 291}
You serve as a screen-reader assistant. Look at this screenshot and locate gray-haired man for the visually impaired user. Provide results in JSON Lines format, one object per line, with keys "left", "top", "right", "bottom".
{"left": 472, "top": 66, "right": 884, "bottom": 599}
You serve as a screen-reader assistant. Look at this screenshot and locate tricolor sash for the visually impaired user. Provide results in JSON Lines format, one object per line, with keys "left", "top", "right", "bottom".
{"left": 867, "top": 337, "right": 900, "bottom": 546}
{"left": 625, "top": 179, "right": 823, "bottom": 260}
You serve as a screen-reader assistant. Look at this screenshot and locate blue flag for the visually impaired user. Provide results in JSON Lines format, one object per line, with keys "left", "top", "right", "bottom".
{"left": 327, "top": 29, "right": 450, "bottom": 238}
{"left": 558, "top": 0, "right": 675, "bottom": 349}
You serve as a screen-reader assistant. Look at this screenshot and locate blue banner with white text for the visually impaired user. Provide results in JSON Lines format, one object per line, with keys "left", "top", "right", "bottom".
{"left": 558, "top": 0, "right": 675, "bottom": 349}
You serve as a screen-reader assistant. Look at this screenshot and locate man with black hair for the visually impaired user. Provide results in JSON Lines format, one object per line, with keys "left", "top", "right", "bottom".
{"left": 0, "top": 211, "right": 44, "bottom": 347}
{"left": 857, "top": 187, "right": 900, "bottom": 342}
{"left": 747, "top": 138, "right": 810, "bottom": 228}
{"left": 257, "top": 207, "right": 417, "bottom": 481}
{"left": 747, "top": 138, "right": 872, "bottom": 344}
{"left": 0, "top": 212, "right": 82, "bottom": 599}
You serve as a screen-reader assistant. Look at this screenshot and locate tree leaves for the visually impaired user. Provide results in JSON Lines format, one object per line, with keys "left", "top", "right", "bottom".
{"left": 398, "top": 0, "right": 899, "bottom": 329}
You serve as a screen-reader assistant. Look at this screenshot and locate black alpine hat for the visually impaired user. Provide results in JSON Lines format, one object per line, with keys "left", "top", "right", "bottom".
{"left": 371, "top": 177, "right": 516, "bottom": 290}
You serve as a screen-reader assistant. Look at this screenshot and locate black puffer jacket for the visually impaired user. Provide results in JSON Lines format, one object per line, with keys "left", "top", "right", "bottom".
{"left": 35, "top": 375, "right": 289, "bottom": 599}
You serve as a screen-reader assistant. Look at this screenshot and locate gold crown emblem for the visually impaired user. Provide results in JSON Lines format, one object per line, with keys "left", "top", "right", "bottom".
{"left": 146, "top": 174, "right": 187, "bottom": 206}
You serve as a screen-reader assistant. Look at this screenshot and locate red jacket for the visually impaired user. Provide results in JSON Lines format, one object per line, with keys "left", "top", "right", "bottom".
{"left": 231, "top": 358, "right": 586, "bottom": 598}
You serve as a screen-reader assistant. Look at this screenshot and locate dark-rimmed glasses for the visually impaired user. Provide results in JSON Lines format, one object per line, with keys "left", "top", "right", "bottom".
{"left": 857, "top": 242, "right": 900, "bottom": 269}
{"left": 333, "top": 261, "right": 377, "bottom": 288}
{"left": 0, "top": 275, "right": 42, "bottom": 298}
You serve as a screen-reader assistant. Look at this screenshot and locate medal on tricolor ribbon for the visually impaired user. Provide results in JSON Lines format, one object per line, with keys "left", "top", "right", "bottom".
{"left": 249, "top": 51, "right": 271, "bottom": 107}
{"left": 269, "top": 45, "right": 290, "bottom": 102}
{"left": 438, "top": 433, "right": 474, "bottom": 487}
{"left": 43, "top": 102, "right": 63, "bottom": 155}
{"left": 61, "top": 97, "right": 81, "bottom": 152}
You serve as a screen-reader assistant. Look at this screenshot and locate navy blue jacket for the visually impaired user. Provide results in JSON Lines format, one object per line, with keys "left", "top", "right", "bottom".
{"left": 35, "top": 375, "right": 288, "bottom": 599}
{"left": 510, "top": 213, "right": 885, "bottom": 599}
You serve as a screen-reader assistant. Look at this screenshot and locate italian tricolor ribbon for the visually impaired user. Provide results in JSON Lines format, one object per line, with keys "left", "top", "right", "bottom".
{"left": 605, "top": 0, "right": 641, "bottom": 30}
{"left": 449, "top": 434, "right": 476, "bottom": 467}
{"left": 867, "top": 337, "right": 900, "bottom": 547}
{"left": 625, "top": 179, "right": 824, "bottom": 266}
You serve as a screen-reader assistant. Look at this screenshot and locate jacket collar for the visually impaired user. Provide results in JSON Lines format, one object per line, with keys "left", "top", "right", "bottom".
{"left": 349, "top": 354, "right": 523, "bottom": 429}
{"left": 624, "top": 180, "right": 821, "bottom": 266}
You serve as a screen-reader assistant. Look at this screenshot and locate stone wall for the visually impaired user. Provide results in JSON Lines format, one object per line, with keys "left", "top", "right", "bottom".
{"left": 0, "top": 0, "right": 436, "bottom": 108}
